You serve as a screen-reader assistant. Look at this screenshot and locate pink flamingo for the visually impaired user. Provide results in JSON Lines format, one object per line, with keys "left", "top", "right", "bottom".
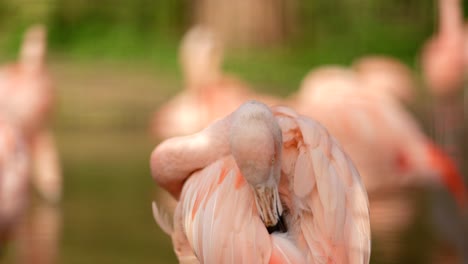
{"left": 294, "top": 66, "right": 465, "bottom": 200}
{"left": 151, "top": 100, "right": 371, "bottom": 263}
{"left": 421, "top": 0, "right": 464, "bottom": 97}
{"left": 421, "top": 5, "right": 467, "bottom": 261}
{"left": 0, "top": 25, "right": 52, "bottom": 133}
{"left": 0, "top": 25, "right": 61, "bottom": 203}
{"left": 422, "top": 0, "right": 466, "bottom": 177}
{"left": 150, "top": 26, "right": 281, "bottom": 139}
{"left": 423, "top": 2, "right": 468, "bottom": 261}
{"left": 0, "top": 119, "right": 29, "bottom": 246}
{"left": 292, "top": 66, "right": 467, "bottom": 262}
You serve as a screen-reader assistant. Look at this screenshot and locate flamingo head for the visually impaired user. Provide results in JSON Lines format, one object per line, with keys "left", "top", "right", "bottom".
{"left": 230, "top": 100, "right": 286, "bottom": 233}
{"left": 179, "top": 25, "right": 222, "bottom": 89}
{"left": 20, "top": 25, "right": 47, "bottom": 70}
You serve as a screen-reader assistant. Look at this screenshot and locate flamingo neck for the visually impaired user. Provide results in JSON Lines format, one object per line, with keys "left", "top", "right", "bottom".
{"left": 438, "top": 0, "right": 462, "bottom": 36}
{"left": 151, "top": 116, "right": 232, "bottom": 199}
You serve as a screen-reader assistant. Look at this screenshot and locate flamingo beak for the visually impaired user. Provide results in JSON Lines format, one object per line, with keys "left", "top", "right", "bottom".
{"left": 267, "top": 212, "right": 287, "bottom": 234}
{"left": 252, "top": 185, "right": 287, "bottom": 234}
{"left": 426, "top": 143, "right": 467, "bottom": 207}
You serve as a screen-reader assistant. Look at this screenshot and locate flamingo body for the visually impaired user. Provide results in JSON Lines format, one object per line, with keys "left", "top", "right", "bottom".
{"left": 151, "top": 101, "right": 371, "bottom": 263}
{"left": 295, "top": 67, "right": 465, "bottom": 197}
{"left": 0, "top": 64, "right": 52, "bottom": 136}
{"left": 0, "top": 25, "right": 61, "bottom": 204}
{"left": 0, "top": 25, "right": 53, "bottom": 136}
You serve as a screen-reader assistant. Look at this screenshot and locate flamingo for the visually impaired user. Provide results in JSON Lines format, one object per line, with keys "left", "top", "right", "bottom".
{"left": 421, "top": 0, "right": 465, "bottom": 162}
{"left": 352, "top": 53, "right": 468, "bottom": 262}
{"left": 292, "top": 66, "right": 467, "bottom": 262}
{"left": 151, "top": 100, "right": 371, "bottom": 263}
{"left": 150, "top": 26, "right": 281, "bottom": 139}
{"left": 0, "top": 25, "right": 52, "bottom": 133}
{"left": 421, "top": 0, "right": 464, "bottom": 97}
{"left": 0, "top": 25, "right": 61, "bottom": 203}
{"left": 421, "top": 2, "right": 468, "bottom": 261}
{"left": 0, "top": 119, "right": 29, "bottom": 247}
{"left": 294, "top": 66, "right": 465, "bottom": 201}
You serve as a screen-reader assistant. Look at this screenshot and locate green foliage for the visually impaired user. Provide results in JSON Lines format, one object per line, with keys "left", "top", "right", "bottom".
{"left": 0, "top": 0, "right": 463, "bottom": 95}
{"left": 0, "top": 0, "right": 464, "bottom": 92}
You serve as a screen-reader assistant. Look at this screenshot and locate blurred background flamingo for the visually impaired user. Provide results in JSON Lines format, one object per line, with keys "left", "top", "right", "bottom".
{"left": 0, "top": 25, "right": 62, "bottom": 264}
{"left": 150, "top": 26, "right": 282, "bottom": 140}
{"left": 0, "top": 25, "right": 61, "bottom": 204}
{"left": 421, "top": 0, "right": 465, "bottom": 177}
{"left": 421, "top": 0, "right": 465, "bottom": 98}
{"left": 151, "top": 101, "right": 371, "bottom": 263}
{"left": 421, "top": 0, "right": 468, "bottom": 262}
{"left": 292, "top": 66, "right": 466, "bottom": 263}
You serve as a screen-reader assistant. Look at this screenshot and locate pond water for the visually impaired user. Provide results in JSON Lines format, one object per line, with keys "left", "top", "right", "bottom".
{"left": 1, "top": 60, "right": 466, "bottom": 264}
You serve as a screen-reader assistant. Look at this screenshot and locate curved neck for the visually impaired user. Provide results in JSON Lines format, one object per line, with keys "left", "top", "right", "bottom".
{"left": 438, "top": 0, "right": 462, "bottom": 36}
{"left": 150, "top": 116, "right": 232, "bottom": 199}
{"left": 19, "top": 46, "right": 45, "bottom": 73}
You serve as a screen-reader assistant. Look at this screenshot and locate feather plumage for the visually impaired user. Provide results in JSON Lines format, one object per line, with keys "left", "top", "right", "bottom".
{"left": 152, "top": 102, "right": 371, "bottom": 263}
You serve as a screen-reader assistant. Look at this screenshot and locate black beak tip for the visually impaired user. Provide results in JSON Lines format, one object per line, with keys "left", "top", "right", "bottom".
{"left": 267, "top": 214, "right": 287, "bottom": 234}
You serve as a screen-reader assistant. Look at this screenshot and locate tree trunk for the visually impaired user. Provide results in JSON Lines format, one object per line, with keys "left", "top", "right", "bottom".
{"left": 192, "top": 0, "right": 297, "bottom": 49}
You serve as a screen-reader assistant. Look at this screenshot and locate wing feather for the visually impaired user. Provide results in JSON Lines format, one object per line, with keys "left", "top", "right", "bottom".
{"left": 281, "top": 146, "right": 297, "bottom": 176}
{"left": 270, "top": 234, "right": 307, "bottom": 264}
{"left": 178, "top": 157, "right": 272, "bottom": 263}
{"left": 297, "top": 117, "right": 321, "bottom": 148}
{"left": 294, "top": 147, "right": 315, "bottom": 198}
{"left": 152, "top": 201, "right": 174, "bottom": 235}
{"left": 275, "top": 108, "right": 371, "bottom": 264}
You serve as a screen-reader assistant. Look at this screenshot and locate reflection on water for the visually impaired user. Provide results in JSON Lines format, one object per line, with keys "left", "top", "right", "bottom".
{"left": 15, "top": 202, "right": 61, "bottom": 264}
{"left": 4, "top": 187, "right": 466, "bottom": 264}
{"left": 429, "top": 186, "right": 468, "bottom": 264}
{"left": 367, "top": 186, "right": 468, "bottom": 264}
{"left": 1, "top": 200, "right": 61, "bottom": 264}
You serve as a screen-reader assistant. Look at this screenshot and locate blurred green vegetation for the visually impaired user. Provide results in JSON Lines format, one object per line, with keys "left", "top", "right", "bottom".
{"left": 2, "top": 0, "right": 466, "bottom": 94}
